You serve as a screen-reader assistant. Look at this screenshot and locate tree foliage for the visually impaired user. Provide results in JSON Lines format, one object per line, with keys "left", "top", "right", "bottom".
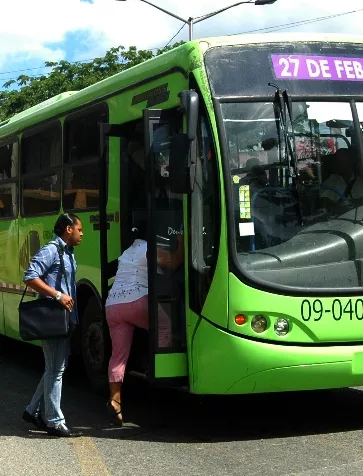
{"left": 0, "top": 42, "right": 184, "bottom": 122}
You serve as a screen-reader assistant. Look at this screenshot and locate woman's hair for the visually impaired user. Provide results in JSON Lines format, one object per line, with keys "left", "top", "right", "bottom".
{"left": 54, "top": 213, "right": 80, "bottom": 237}
{"left": 131, "top": 221, "right": 147, "bottom": 241}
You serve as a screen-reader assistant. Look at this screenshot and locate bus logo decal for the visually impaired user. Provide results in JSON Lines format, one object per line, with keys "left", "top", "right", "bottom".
{"left": 131, "top": 84, "right": 170, "bottom": 107}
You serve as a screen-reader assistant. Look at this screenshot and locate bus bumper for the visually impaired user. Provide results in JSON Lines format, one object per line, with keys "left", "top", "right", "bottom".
{"left": 190, "top": 318, "right": 363, "bottom": 394}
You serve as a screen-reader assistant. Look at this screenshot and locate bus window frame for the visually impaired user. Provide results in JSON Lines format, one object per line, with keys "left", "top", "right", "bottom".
{"left": 62, "top": 103, "right": 109, "bottom": 213}
{"left": 188, "top": 104, "right": 221, "bottom": 315}
{"left": 20, "top": 120, "right": 62, "bottom": 218}
{"left": 0, "top": 137, "right": 19, "bottom": 220}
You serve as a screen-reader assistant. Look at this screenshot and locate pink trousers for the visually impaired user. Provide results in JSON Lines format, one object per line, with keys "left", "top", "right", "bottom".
{"left": 106, "top": 295, "right": 171, "bottom": 383}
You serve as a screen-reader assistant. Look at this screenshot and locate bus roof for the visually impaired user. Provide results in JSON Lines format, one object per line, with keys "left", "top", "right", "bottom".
{"left": 0, "top": 91, "right": 79, "bottom": 127}
{"left": 1, "top": 32, "right": 363, "bottom": 138}
{"left": 197, "top": 32, "right": 363, "bottom": 50}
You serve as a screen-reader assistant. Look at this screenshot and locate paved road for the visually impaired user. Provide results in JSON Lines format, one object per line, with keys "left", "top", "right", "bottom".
{"left": 1, "top": 337, "right": 363, "bottom": 476}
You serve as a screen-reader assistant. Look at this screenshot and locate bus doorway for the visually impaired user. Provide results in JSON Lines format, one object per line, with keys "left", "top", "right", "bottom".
{"left": 143, "top": 109, "right": 188, "bottom": 384}
{"left": 116, "top": 115, "right": 187, "bottom": 383}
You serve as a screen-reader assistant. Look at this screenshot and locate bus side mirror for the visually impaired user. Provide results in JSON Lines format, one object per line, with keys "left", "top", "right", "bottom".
{"left": 179, "top": 90, "right": 199, "bottom": 141}
{"left": 169, "top": 90, "right": 199, "bottom": 194}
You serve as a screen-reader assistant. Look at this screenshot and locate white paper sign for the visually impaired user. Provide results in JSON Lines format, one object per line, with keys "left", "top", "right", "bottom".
{"left": 239, "top": 222, "right": 255, "bottom": 236}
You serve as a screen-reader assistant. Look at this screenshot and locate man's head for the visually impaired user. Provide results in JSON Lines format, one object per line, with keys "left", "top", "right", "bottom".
{"left": 245, "top": 157, "right": 260, "bottom": 170}
{"left": 54, "top": 213, "right": 83, "bottom": 247}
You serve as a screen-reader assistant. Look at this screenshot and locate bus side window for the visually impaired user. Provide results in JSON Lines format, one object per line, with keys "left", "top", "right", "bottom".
{"left": 21, "top": 124, "right": 61, "bottom": 216}
{"left": 63, "top": 106, "right": 107, "bottom": 211}
{"left": 0, "top": 141, "right": 18, "bottom": 218}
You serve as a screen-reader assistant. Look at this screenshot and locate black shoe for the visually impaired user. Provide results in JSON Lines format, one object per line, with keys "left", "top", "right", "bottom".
{"left": 107, "top": 400, "right": 123, "bottom": 427}
{"left": 47, "top": 424, "right": 83, "bottom": 437}
{"left": 22, "top": 410, "right": 47, "bottom": 431}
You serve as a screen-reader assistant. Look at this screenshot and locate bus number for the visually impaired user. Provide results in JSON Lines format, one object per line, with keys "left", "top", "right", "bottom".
{"left": 301, "top": 299, "right": 363, "bottom": 322}
{"left": 332, "top": 299, "right": 342, "bottom": 321}
{"left": 278, "top": 57, "right": 300, "bottom": 77}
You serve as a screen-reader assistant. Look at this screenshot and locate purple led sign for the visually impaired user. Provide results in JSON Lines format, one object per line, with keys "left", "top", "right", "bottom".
{"left": 271, "top": 54, "right": 363, "bottom": 81}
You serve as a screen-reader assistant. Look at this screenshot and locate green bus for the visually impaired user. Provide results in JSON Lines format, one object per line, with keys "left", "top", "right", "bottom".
{"left": 1, "top": 33, "right": 363, "bottom": 394}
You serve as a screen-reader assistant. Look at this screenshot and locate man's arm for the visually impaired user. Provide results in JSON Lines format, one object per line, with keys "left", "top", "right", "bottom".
{"left": 24, "top": 245, "right": 74, "bottom": 309}
{"left": 25, "top": 277, "right": 58, "bottom": 299}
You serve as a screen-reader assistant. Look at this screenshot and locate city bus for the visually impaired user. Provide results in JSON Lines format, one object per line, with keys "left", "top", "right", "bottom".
{"left": 1, "top": 32, "right": 363, "bottom": 394}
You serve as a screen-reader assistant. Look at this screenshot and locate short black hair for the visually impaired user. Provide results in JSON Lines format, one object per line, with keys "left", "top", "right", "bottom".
{"left": 54, "top": 213, "right": 80, "bottom": 237}
{"left": 131, "top": 221, "right": 147, "bottom": 240}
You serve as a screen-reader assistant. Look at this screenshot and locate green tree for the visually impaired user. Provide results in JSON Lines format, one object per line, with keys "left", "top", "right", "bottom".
{"left": 0, "top": 42, "right": 184, "bottom": 122}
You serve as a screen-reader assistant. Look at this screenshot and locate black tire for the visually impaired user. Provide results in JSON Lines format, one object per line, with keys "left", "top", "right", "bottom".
{"left": 81, "top": 296, "right": 109, "bottom": 394}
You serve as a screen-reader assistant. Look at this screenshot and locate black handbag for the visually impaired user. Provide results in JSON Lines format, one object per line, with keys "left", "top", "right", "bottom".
{"left": 18, "top": 243, "right": 71, "bottom": 341}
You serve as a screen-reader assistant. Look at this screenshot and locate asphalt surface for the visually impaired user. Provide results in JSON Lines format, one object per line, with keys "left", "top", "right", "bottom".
{"left": 1, "top": 337, "right": 363, "bottom": 476}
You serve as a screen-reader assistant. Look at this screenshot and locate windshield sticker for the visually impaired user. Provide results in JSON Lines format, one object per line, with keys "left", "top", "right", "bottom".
{"left": 239, "top": 185, "right": 251, "bottom": 219}
{"left": 271, "top": 55, "right": 363, "bottom": 82}
{"left": 239, "top": 222, "right": 255, "bottom": 237}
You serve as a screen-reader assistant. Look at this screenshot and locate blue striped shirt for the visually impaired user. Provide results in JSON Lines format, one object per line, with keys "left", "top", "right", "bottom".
{"left": 24, "top": 236, "right": 78, "bottom": 324}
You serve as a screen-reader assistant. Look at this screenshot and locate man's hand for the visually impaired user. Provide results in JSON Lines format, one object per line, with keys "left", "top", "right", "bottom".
{"left": 59, "top": 294, "right": 74, "bottom": 312}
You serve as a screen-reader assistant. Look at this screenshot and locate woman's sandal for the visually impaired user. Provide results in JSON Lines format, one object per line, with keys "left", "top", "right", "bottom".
{"left": 107, "top": 399, "right": 123, "bottom": 426}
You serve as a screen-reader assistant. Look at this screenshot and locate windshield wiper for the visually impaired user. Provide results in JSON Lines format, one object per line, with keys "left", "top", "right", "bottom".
{"left": 269, "top": 82, "right": 303, "bottom": 225}
{"left": 268, "top": 82, "right": 299, "bottom": 178}
{"left": 350, "top": 99, "right": 363, "bottom": 174}
{"left": 282, "top": 90, "right": 300, "bottom": 180}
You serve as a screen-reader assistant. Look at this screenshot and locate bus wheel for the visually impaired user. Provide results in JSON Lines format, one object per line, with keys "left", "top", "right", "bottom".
{"left": 81, "top": 296, "right": 108, "bottom": 394}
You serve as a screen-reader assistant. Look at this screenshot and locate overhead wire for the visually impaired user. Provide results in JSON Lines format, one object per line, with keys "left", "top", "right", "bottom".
{"left": 164, "top": 23, "right": 187, "bottom": 47}
{"left": 0, "top": 48, "right": 161, "bottom": 85}
{"left": 234, "top": 7, "right": 363, "bottom": 35}
{"left": 0, "top": 58, "right": 95, "bottom": 76}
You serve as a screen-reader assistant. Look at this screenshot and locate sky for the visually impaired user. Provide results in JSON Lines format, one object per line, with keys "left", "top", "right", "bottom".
{"left": 1, "top": 0, "right": 363, "bottom": 90}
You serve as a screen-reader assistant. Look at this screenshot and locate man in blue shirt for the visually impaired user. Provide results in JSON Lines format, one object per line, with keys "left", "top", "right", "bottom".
{"left": 22, "top": 213, "right": 83, "bottom": 437}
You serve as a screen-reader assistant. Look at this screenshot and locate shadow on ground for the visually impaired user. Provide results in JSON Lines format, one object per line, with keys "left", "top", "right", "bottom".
{"left": 1, "top": 336, "right": 363, "bottom": 443}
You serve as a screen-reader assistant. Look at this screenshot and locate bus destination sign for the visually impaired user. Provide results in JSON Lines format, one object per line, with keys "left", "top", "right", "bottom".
{"left": 271, "top": 54, "right": 363, "bottom": 81}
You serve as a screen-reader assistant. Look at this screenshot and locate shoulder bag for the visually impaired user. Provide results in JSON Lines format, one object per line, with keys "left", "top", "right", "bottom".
{"left": 18, "top": 242, "right": 71, "bottom": 341}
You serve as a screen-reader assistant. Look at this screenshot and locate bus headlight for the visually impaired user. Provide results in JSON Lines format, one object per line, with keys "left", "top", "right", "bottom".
{"left": 251, "top": 315, "right": 267, "bottom": 333}
{"left": 274, "top": 318, "right": 290, "bottom": 336}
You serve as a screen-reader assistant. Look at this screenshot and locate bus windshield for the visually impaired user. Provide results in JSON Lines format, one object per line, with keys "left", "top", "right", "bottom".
{"left": 223, "top": 100, "right": 363, "bottom": 292}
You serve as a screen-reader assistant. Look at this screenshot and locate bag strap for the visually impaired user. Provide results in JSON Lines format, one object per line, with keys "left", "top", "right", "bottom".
{"left": 19, "top": 241, "right": 71, "bottom": 305}
{"left": 49, "top": 241, "right": 71, "bottom": 296}
{"left": 19, "top": 284, "right": 28, "bottom": 305}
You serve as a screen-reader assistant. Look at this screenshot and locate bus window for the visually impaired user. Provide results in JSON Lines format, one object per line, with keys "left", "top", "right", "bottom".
{"left": 0, "top": 141, "right": 18, "bottom": 218}
{"left": 63, "top": 107, "right": 107, "bottom": 210}
{"left": 21, "top": 125, "right": 61, "bottom": 216}
{"left": 125, "top": 123, "right": 146, "bottom": 212}
{"left": 114, "top": 119, "right": 147, "bottom": 252}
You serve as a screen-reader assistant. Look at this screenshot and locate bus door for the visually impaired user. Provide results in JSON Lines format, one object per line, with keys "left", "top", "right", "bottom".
{"left": 143, "top": 109, "right": 188, "bottom": 384}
